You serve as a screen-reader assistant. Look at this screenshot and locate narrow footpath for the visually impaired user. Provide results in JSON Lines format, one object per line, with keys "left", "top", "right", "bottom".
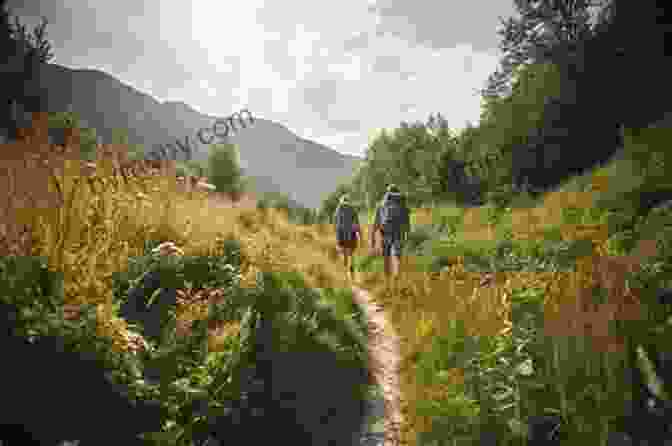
{"left": 351, "top": 285, "right": 405, "bottom": 446}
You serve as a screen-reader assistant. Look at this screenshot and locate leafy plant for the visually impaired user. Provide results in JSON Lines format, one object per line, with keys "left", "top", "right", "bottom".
{"left": 207, "top": 143, "right": 244, "bottom": 198}
{"left": 406, "top": 224, "right": 437, "bottom": 254}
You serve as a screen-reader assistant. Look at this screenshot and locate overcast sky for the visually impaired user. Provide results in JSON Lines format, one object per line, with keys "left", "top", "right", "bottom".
{"left": 8, "top": 0, "right": 516, "bottom": 158}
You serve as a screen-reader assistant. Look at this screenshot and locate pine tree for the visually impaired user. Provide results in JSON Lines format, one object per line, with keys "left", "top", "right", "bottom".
{"left": 0, "top": 0, "right": 18, "bottom": 141}
{"left": 207, "top": 143, "right": 244, "bottom": 198}
{"left": 0, "top": 1, "right": 54, "bottom": 141}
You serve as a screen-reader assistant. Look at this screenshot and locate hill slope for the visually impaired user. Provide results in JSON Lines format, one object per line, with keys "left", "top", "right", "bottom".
{"left": 19, "top": 63, "right": 362, "bottom": 208}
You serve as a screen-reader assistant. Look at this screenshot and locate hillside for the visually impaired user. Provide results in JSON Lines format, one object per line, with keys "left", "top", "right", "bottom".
{"left": 16, "top": 62, "right": 362, "bottom": 208}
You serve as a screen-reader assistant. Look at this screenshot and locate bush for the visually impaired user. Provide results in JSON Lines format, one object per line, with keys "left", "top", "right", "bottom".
{"left": 174, "top": 162, "right": 190, "bottom": 178}
{"left": 182, "top": 271, "right": 371, "bottom": 446}
{"left": 0, "top": 320, "right": 166, "bottom": 446}
{"left": 115, "top": 242, "right": 244, "bottom": 346}
{"left": 405, "top": 224, "right": 437, "bottom": 254}
{"left": 0, "top": 244, "right": 372, "bottom": 446}
{"left": 207, "top": 143, "right": 244, "bottom": 197}
{"left": 47, "top": 111, "right": 99, "bottom": 161}
{"left": 0, "top": 256, "right": 166, "bottom": 446}
{"left": 256, "top": 197, "right": 270, "bottom": 211}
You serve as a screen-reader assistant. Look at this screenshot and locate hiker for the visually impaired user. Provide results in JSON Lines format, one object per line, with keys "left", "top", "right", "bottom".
{"left": 370, "top": 184, "right": 410, "bottom": 284}
{"left": 334, "top": 193, "right": 361, "bottom": 276}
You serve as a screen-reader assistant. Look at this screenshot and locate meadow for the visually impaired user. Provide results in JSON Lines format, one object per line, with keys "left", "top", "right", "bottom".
{"left": 0, "top": 113, "right": 377, "bottom": 446}
{"left": 351, "top": 127, "right": 672, "bottom": 445}
{"left": 2, "top": 113, "right": 672, "bottom": 446}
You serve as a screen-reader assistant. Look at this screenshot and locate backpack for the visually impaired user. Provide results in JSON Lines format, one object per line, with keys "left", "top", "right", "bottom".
{"left": 380, "top": 196, "right": 406, "bottom": 237}
{"left": 335, "top": 204, "right": 357, "bottom": 241}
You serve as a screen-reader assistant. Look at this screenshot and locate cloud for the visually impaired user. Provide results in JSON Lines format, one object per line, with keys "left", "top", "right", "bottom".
{"left": 264, "top": 37, "right": 297, "bottom": 81}
{"left": 368, "top": 0, "right": 517, "bottom": 52}
{"left": 463, "top": 54, "right": 474, "bottom": 73}
{"left": 343, "top": 32, "right": 372, "bottom": 52}
{"left": 326, "top": 118, "right": 363, "bottom": 132}
{"left": 370, "top": 54, "right": 402, "bottom": 74}
{"left": 8, "top": 0, "right": 507, "bottom": 158}
{"left": 246, "top": 87, "right": 275, "bottom": 112}
{"left": 300, "top": 78, "right": 340, "bottom": 120}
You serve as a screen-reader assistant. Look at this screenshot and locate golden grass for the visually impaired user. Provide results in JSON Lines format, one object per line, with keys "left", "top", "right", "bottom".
{"left": 353, "top": 186, "right": 654, "bottom": 446}
{"left": 4, "top": 115, "right": 664, "bottom": 446}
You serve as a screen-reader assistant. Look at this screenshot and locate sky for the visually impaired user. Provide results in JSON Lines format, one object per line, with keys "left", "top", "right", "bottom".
{"left": 8, "top": 0, "right": 517, "bottom": 158}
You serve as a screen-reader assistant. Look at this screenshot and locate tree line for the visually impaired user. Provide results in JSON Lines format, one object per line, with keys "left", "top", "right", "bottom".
{"left": 322, "top": 0, "right": 672, "bottom": 215}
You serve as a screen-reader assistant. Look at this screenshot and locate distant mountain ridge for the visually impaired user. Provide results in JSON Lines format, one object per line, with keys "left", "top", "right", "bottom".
{"left": 18, "top": 63, "right": 362, "bottom": 208}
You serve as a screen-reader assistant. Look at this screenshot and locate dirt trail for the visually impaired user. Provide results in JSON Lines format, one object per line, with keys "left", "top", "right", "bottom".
{"left": 201, "top": 192, "right": 406, "bottom": 444}
{"left": 351, "top": 285, "right": 405, "bottom": 446}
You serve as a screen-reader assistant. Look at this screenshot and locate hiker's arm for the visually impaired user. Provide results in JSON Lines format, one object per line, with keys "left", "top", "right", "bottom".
{"left": 354, "top": 212, "right": 361, "bottom": 239}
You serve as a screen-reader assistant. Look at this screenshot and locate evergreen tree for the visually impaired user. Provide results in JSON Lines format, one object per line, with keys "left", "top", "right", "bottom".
{"left": 207, "top": 143, "right": 244, "bottom": 198}
{"left": 0, "top": 1, "right": 54, "bottom": 141}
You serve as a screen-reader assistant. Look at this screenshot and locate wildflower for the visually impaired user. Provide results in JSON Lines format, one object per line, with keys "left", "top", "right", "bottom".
{"left": 151, "top": 241, "right": 184, "bottom": 257}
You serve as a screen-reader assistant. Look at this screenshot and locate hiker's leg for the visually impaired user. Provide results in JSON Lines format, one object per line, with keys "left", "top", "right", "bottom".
{"left": 391, "top": 239, "right": 403, "bottom": 278}
{"left": 337, "top": 242, "right": 347, "bottom": 268}
{"left": 382, "top": 256, "right": 391, "bottom": 288}
{"left": 383, "top": 256, "right": 391, "bottom": 275}
{"left": 382, "top": 238, "right": 392, "bottom": 287}
{"left": 391, "top": 255, "right": 400, "bottom": 278}
{"left": 390, "top": 240, "right": 404, "bottom": 291}
{"left": 345, "top": 248, "right": 353, "bottom": 271}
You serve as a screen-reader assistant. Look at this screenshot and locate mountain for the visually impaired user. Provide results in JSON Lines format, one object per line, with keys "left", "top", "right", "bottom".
{"left": 17, "top": 63, "right": 363, "bottom": 209}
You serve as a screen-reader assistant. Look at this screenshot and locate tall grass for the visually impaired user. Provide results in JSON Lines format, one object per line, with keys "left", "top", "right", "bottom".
{"left": 353, "top": 126, "right": 672, "bottom": 446}
{"left": 6, "top": 114, "right": 672, "bottom": 446}
{"left": 0, "top": 114, "right": 381, "bottom": 445}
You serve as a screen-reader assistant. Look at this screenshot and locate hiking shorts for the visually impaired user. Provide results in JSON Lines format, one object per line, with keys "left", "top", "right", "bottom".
{"left": 382, "top": 236, "right": 403, "bottom": 257}
{"left": 337, "top": 238, "right": 358, "bottom": 250}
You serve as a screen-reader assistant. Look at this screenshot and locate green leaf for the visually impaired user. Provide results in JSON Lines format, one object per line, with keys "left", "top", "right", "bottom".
{"left": 516, "top": 358, "right": 534, "bottom": 376}
{"left": 493, "top": 385, "right": 515, "bottom": 401}
{"left": 146, "top": 288, "right": 163, "bottom": 308}
{"left": 557, "top": 239, "right": 595, "bottom": 264}
{"left": 508, "top": 418, "right": 529, "bottom": 437}
{"left": 637, "top": 345, "right": 670, "bottom": 401}
{"left": 140, "top": 430, "right": 179, "bottom": 446}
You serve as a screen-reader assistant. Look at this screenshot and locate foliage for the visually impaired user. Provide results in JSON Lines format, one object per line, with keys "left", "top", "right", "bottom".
{"left": 0, "top": 131, "right": 380, "bottom": 446}
{"left": 1, "top": 239, "right": 371, "bottom": 446}
{"left": 0, "top": 255, "right": 166, "bottom": 445}
{"left": 184, "top": 159, "right": 209, "bottom": 177}
{"left": 405, "top": 224, "right": 440, "bottom": 256}
{"left": 207, "top": 143, "right": 244, "bottom": 198}
{"left": 320, "top": 182, "right": 354, "bottom": 223}
{"left": 47, "top": 111, "right": 99, "bottom": 161}
{"left": 0, "top": 1, "right": 55, "bottom": 140}
{"left": 482, "top": 0, "right": 605, "bottom": 99}
{"left": 352, "top": 179, "right": 672, "bottom": 446}
{"left": 174, "top": 162, "right": 190, "bottom": 179}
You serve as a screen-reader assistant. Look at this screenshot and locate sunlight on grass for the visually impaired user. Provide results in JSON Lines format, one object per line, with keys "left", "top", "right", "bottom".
{"left": 4, "top": 116, "right": 672, "bottom": 446}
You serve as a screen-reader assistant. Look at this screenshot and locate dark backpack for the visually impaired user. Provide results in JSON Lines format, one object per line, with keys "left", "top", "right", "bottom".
{"left": 335, "top": 204, "right": 357, "bottom": 241}
{"left": 380, "top": 197, "right": 405, "bottom": 237}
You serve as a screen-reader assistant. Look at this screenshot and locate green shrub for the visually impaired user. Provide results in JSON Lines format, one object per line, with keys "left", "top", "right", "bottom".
{"left": 207, "top": 143, "right": 245, "bottom": 196}
{"left": 406, "top": 224, "right": 437, "bottom": 254}
{"left": 174, "top": 163, "right": 190, "bottom": 178}
{"left": 256, "top": 198, "right": 270, "bottom": 211}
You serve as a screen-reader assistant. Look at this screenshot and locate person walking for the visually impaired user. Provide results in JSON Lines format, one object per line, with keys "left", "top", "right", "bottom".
{"left": 334, "top": 193, "right": 361, "bottom": 279}
{"left": 369, "top": 184, "right": 410, "bottom": 287}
